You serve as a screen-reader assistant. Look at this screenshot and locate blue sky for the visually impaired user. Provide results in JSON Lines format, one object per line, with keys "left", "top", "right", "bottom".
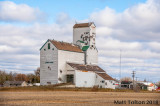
{"left": 0, "top": 0, "right": 160, "bottom": 83}
{"left": 2, "top": 0, "right": 146, "bottom": 23}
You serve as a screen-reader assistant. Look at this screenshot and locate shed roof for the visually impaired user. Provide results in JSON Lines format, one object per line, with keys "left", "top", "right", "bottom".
{"left": 50, "top": 40, "right": 83, "bottom": 53}
{"left": 67, "top": 62, "right": 115, "bottom": 80}
{"left": 73, "top": 22, "right": 95, "bottom": 28}
{"left": 67, "top": 63, "right": 105, "bottom": 72}
{"left": 96, "top": 73, "right": 114, "bottom": 80}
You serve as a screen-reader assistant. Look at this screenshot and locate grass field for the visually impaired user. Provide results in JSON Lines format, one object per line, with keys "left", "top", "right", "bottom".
{"left": 0, "top": 87, "right": 160, "bottom": 106}
{"left": 0, "top": 85, "right": 158, "bottom": 92}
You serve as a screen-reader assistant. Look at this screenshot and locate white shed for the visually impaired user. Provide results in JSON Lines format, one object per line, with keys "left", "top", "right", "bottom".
{"left": 67, "top": 62, "right": 116, "bottom": 89}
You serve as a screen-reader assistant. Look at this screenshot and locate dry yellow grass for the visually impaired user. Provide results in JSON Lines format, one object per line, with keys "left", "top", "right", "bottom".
{"left": 0, "top": 91, "right": 160, "bottom": 106}
{"left": 0, "top": 86, "right": 156, "bottom": 92}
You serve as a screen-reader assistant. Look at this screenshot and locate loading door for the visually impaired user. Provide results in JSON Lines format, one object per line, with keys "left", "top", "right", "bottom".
{"left": 67, "top": 75, "right": 74, "bottom": 84}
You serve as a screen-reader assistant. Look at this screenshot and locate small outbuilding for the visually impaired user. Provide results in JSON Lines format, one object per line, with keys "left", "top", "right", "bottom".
{"left": 33, "top": 83, "right": 40, "bottom": 86}
{"left": 137, "top": 82, "right": 157, "bottom": 91}
{"left": 3, "top": 81, "right": 27, "bottom": 87}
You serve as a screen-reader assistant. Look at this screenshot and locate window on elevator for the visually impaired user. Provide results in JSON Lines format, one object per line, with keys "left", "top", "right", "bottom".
{"left": 48, "top": 43, "right": 50, "bottom": 49}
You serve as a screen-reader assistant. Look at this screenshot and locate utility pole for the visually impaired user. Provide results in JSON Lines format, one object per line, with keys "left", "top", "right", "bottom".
{"left": 135, "top": 77, "right": 138, "bottom": 89}
{"left": 132, "top": 71, "right": 136, "bottom": 90}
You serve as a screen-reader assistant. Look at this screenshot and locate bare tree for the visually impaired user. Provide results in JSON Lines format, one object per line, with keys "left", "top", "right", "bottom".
{"left": 15, "top": 74, "right": 28, "bottom": 82}
{"left": 0, "top": 70, "right": 7, "bottom": 84}
{"left": 0, "top": 67, "right": 40, "bottom": 84}
{"left": 120, "top": 77, "right": 132, "bottom": 82}
{"left": 34, "top": 67, "right": 40, "bottom": 77}
{"left": 33, "top": 67, "right": 40, "bottom": 83}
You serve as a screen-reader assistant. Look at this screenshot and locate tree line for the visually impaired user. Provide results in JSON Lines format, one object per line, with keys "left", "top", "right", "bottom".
{"left": 0, "top": 67, "right": 40, "bottom": 85}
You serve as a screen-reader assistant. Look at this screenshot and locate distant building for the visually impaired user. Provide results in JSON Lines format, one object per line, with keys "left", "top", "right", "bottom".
{"left": 121, "top": 81, "right": 133, "bottom": 89}
{"left": 40, "top": 22, "right": 116, "bottom": 89}
{"left": 27, "top": 83, "right": 33, "bottom": 86}
{"left": 156, "top": 87, "right": 160, "bottom": 91}
{"left": 137, "top": 82, "right": 157, "bottom": 91}
{"left": 3, "top": 81, "right": 27, "bottom": 87}
{"left": 33, "top": 83, "right": 40, "bottom": 86}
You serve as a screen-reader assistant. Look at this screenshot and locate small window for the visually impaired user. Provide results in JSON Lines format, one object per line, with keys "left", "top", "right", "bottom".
{"left": 47, "top": 82, "right": 51, "bottom": 85}
{"left": 101, "top": 80, "right": 104, "bottom": 83}
{"left": 48, "top": 43, "right": 50, "bottom": 49}
{"left": 52, "top": 48, "right": 54, "bottom": 50}
{"left": 44, "top": 49, "right": 46, "bottom": 51}
{"left": 105, "top": 82, "right": 107, "bottom": 85}
{"left": 60, "top": 70, "right": 62, "bottom": 73}
{"left": 48, "top": 66, "right": 51, "bottom": 70}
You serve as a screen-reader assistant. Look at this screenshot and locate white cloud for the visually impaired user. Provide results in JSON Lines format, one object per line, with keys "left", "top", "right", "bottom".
{"left": 0, "top": 45, "right": 17, "bottom": 53}
{"left": 0, "top": 22, "right": 73, "bottom": 73}
{"left": 148, "top": 42, "right": 160, "bottom": 52}
{"left": 90, "top": 7, "right": 117, "bottom": 27}
{"left": 0, "top": 1, "right": 46, "bottom": 22}
{"left": 86, "top": 0, "right": 160, "bottom": 82}
{"left": 90, "top": 0, "right": 160, "bottom": 41}
{"left": 0, "top": 0, "right": 160, "bottom": 82}
{"left": 97, "top": 37, "right": 142, "bottom": 50}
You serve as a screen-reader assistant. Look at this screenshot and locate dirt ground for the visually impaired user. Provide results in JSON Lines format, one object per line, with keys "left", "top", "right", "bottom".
{"left": 0, "top": 91, "right": 160, "bottom": 106}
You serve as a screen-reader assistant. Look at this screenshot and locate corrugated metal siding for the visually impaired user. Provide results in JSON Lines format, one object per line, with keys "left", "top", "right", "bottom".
{"left": 75, "top": 70, "right": 96, "bottom": 87}
{"left": 73, "top": 23, "right": 98, "bottom": 65}
{"left": 105, "top": 80, "right": 116, "bottom": 89}
{"left": 40, "top": 40, "right": 58, "bottom": 85}
{"left": 86, "top": 47, "right": 98, "bottom": 65}
{"left": 95, "top": 73, "right": 116, "bottom": 89}
{"left": 95, "top": 73, "right": 105, "bottom": 88}
{"left": 73, "top": 27, "right": 90, "bottom": 45}
{"left": 58, "top": 50, "right": 84, "bottom": 83}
